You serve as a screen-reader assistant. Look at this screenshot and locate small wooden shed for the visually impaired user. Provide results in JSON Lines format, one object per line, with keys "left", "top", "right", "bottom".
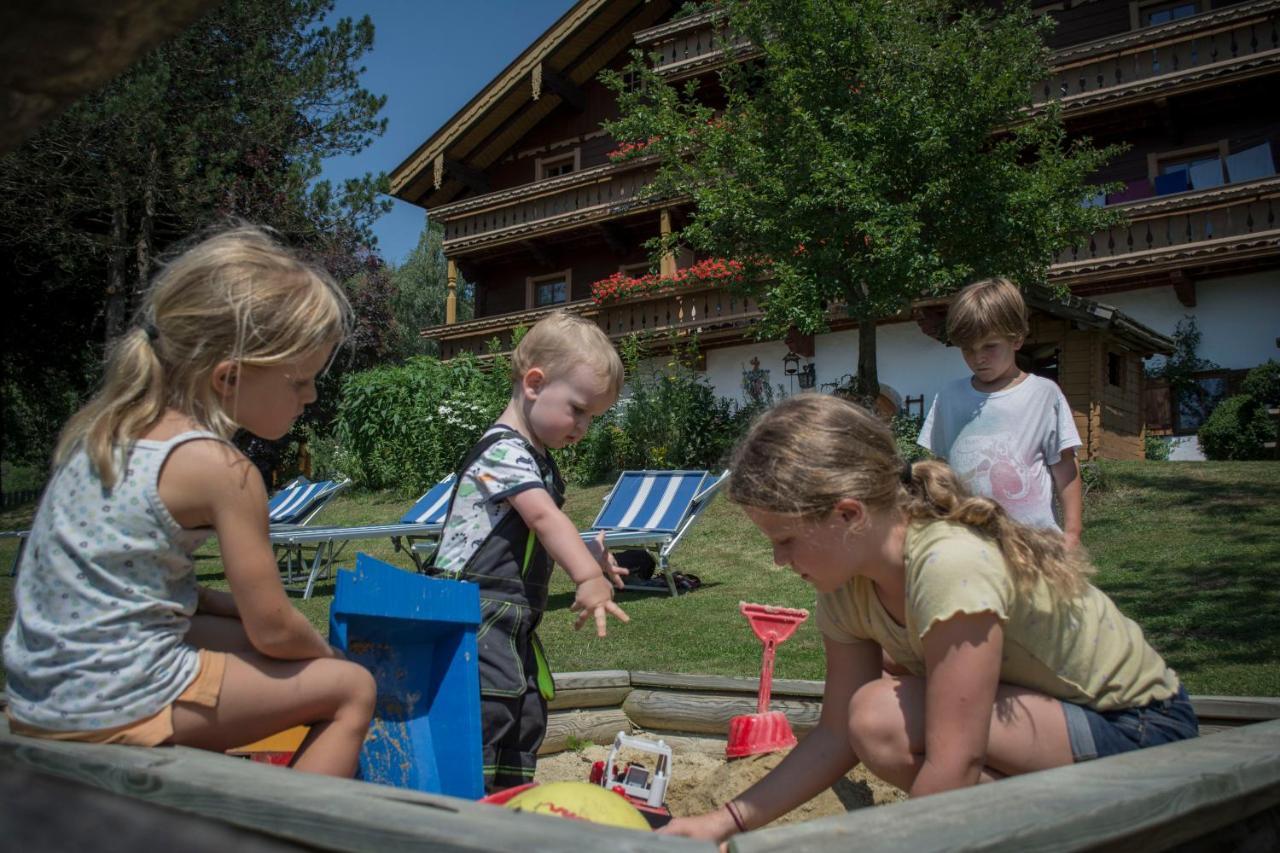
{"left": 914, "top": 288, "right": 1174, "bottom": 461}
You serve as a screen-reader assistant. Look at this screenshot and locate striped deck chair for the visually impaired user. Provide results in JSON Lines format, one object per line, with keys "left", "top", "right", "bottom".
{"left": 271, "top": 475, "right": 455, "bottom": 599}
{"left": 266, "top": 477, "right": 351, "bottom": 529}
{"left": 580, "top": 469, "right": 728, "bottom": 596}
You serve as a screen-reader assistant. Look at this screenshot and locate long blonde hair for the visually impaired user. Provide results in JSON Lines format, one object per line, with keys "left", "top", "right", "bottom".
{"left": 55, "top": 224, "right": 352, "bottom": 489}
{"left": 729, "top": 394, "right": 1093, "bottom": 598}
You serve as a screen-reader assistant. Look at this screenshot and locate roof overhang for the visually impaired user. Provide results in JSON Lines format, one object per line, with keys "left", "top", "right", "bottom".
{"left": 389, "top": 0, "right": 672, "bottom": 210}
{"left": 914, "top": 286, "right": 1175, "bottom": 357}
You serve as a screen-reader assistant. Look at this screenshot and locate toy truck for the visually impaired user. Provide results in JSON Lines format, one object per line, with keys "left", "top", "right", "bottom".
{"left": 589, "top": 731, "right": 673, "bottom": 826}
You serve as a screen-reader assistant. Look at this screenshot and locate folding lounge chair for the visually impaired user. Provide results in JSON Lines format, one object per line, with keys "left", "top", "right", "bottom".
{"left": 266, "top": 476, "right": 351, "bottom": 529}
{"left": 271, "top": 475, "right": 455, "bottom": 599}
{"left": 580, "top": 469, "right": 728, "bottom": 596}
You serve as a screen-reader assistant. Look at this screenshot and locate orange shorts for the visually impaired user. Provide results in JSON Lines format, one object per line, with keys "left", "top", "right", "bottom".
{"left": 7, "top": 649, "right": 227, "bottom": 747}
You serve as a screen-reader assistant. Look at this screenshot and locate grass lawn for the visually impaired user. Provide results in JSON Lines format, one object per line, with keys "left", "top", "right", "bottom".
{"left": 0, "top": 461, "right": 1276, "bottom": 696}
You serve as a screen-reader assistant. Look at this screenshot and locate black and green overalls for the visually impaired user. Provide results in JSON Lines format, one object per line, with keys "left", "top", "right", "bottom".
{"left": 430, "top": 427, "right": 562, "bottom": 792}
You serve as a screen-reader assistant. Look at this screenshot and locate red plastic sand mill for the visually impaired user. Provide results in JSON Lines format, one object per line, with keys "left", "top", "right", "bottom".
{"left": 726, "top": 601, "right": 810, "bottom": 759}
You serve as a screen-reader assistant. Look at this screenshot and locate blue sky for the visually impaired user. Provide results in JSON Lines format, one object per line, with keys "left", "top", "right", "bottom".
{"left": 320, "top": 0, "right": 577, "bottom": 266}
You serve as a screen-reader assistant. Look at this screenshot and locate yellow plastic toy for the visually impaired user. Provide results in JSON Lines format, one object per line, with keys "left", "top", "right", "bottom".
{"left": 503, "top": 781, "right": 650, "bottom": 831}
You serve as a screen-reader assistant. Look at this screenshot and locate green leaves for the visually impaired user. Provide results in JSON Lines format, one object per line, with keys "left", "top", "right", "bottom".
{"left": 602, "top": 0, "right": 1121, "bottom": 393}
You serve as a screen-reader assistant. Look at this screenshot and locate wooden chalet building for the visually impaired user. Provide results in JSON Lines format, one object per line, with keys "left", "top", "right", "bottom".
{"left": 390, "top": 0, "right": 1280, "bottom": 460}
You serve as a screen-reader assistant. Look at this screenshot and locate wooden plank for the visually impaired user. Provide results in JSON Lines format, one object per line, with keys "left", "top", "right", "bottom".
{"left": 629, "top": 671, "right": 825, "bottom": 698}
{"left": 1192, "top": 695, "right": 1280, "bottom": 723}
{"left": 0, "top": 724, "right": 709, "bottom": 853}
{"left": 0, "top": 760, "right": 308, "bottom": 853}
{"left": 540, "top": 707, "right": 632, "bottom": 755}
{"left": 623, "top": 689, "right": 821, "bottom": 736}
{"left": 547, "top": 686, "right": 633, "bottom": 711}
{"left": 729, "top": 719, "right": 1280, "bottom": 853}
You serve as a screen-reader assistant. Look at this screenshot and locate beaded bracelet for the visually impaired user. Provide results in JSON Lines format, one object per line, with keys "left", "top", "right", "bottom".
{"left": 725, "top": 800, "right": 748, "bottom": 834}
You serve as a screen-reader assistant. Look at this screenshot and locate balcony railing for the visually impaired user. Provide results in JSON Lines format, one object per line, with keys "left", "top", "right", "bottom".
{"left": 1050, "top": 175, "right": 1280, "bottom": 285}
{"left": 427, "top": 284, "right": 764, "bottom": 359}
{"left": 633, "top": 1, "right": 1280, "bottom": 112}
{"left": 1034, "top": 0, "right": 1280, "bottom": 114}
{"left": 431, "top": 177, "right": 1280, "bottom": 355}
{"left": 633, "top": 10, "right": 758, "bottom": 81}
{"left": 433, "top": 159, "right": 663, "bottom": 255}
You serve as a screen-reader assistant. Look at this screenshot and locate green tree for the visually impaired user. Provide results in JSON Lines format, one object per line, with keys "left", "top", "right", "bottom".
{"left": 0, "top": 0, "right": 390, "bottom": 466}
{"left": 603, "top": 0, "right": 1122, "bottom": 400}
{"left": 389, "top": 220, "right": 474, "bottom": 358}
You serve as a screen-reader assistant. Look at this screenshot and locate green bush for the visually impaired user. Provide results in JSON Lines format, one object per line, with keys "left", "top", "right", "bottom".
{"left": 335, "top": 349, "right": 512, "bottom": 492}
{"left": 1197, "top": 394, "right": 1276, "bottom": 461}
{"left": 892, "top": 412, "right": 932, "bottom": 463}
{"left": 1241, "top": 359, "right": 1280, "bottom": 407}
{"left": 557, "top": 335, "right": 754, "bottom": 485}
{"left": 1144, "top": 433, "right": 1172, "bottom": 461}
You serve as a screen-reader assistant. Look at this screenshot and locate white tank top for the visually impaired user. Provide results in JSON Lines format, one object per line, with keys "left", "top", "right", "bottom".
{"left": 3, "top": 431, "right": 225, "bottom": 730}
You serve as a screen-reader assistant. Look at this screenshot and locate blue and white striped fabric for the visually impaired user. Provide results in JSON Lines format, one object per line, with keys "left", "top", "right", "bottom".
{"left": 590, "top": 471, "right": 716, "bottom": 533}
{"left": 400, "top": 474, "right": 456, "bottom": 525}
{"left": 267, "top": 478, "right": 346, "bottom": 525}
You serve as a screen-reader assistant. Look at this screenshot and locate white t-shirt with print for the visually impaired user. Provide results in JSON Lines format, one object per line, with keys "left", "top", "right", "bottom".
{"left": 918, "top": 374, "right": 1081, "bottom": 530}
{"left": 432, "top": 428, "right": 552, "bottom": 575}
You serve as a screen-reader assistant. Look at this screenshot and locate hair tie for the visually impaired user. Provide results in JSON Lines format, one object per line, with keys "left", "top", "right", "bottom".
{"left": 141, "top": 321, "right": 159, "bottom": 343}
{"left": 901, "top": 459, "right": 914, "bottom": 485}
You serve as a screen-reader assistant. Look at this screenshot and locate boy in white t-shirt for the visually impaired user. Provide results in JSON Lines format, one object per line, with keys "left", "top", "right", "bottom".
{"left": 919, "top": 278, "right": 1084, "bottom": 549}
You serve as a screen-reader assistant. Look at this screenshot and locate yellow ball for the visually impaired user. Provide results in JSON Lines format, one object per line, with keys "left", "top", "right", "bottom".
{"left": 504, "top": 781, "right": 650, "bottom": 831}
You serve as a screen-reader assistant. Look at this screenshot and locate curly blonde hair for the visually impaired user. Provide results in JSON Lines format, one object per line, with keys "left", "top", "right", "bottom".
{"left": 55, "top": 224, "right": 351, "bottom": 489}
{"left": 729, "top": 394, "right": 1093, "bottom": 598}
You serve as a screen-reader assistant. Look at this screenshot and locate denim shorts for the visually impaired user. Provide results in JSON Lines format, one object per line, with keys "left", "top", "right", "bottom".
{"left": 1063, "top": 685, "right": 1200, "bottom": 762}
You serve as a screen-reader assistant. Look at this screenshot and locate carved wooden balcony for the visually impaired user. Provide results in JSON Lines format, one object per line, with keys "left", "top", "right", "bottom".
{"left": 1034, "top": 0, "right": 1280, "bottom": 117}
{"left": 427, "top": 281, "right": 767, "bottom": 359}
{"left": 1050, "top": 175, "right": 1280, "bottom": 288}
{"left": 434, "top": 159, "right": 663, "bottom": 256}
{"left": 633, "top": 10, "right": 759, "bottom": 82}
{"left": 635, "top": 1, "right": 1280, "bottom": 114}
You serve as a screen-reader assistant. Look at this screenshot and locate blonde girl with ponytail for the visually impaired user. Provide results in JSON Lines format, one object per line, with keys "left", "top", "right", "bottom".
{"left": 4, "top": 224, "right": 375, "bottom": 776}
{"left": 661, "top": 394, "right": 1197, "bottom": 843}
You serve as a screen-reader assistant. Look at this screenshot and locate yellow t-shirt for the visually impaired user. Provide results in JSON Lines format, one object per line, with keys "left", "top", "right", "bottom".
{"left": 815, "top": 520, "right": 1180, "bottom": 711}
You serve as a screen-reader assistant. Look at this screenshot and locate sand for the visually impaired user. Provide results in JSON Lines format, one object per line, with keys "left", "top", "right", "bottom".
{"left": 534, "top": 738, "right": 905, "bottom": 827}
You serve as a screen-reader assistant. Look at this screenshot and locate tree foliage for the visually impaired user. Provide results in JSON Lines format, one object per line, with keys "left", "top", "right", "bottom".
{"left": 603, "top": 0, "right": 1123, "bottom": 399}
{"left": 388, "top": 220, "right": 474, "bottom": 359}
{"left": 0, "top": 0, "right": 390, "bottom": 466}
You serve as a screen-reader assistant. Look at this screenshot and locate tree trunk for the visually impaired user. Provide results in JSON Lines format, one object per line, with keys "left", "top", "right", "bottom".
{"left": 856, "top": 308, "right": 880, "bottom": 410}
{"left": 103, "top": 174, "right": 130, "bottom": 343}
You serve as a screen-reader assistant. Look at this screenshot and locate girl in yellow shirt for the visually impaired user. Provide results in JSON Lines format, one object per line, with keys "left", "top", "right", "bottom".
{"left": 662, "top": 394, "right": 1197, "bottom": 843}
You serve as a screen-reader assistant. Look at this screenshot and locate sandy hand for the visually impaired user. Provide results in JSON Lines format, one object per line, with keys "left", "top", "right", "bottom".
{"left": 569, "top": 573, "right": 630, "bottom": 637}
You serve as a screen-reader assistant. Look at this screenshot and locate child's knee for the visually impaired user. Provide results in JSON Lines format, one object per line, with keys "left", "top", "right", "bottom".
{"left": 847, "top": 678, "right": 904, "bottom": 758}
{"left": 341, "top": 662, "right": 377, "bottom": 715}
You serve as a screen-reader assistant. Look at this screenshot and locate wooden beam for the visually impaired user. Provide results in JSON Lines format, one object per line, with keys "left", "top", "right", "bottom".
{"left": 445, "top": 259, "right": 458, "bottom": 325}
{"left": 443, "top": 159, "right": 489, "bottom": 195}
{"left": 729, "top": 719, "right": 1280, "bottom": 853}
{"left": 540, "top": 707, "right": 631, "bottom": 755}
{"left": 622, "top": 688, "right": 821, "bottom": 736}
{"left": 0, "top": 719, "right": 699, "bottom": 852}
{"left": 541, "top": 66, "right": 586, "bottom": 112}
{"left": 1171, "top": 268, "right": 1197, "bottom": 307}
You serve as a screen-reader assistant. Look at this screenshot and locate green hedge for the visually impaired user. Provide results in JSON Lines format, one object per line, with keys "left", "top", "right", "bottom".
{"left": 1198, "top": 394, "right": 1275, "bottom": 461}
{"left": 334, "top": 351, "right": 512, "bottom": 492}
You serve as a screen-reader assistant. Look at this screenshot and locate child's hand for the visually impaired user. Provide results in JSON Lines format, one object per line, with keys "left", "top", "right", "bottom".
{"left": 588, "top": 531, "right": 628, "bottom": 589}
{"left": 569, "top": 574, "right": 630, "bottom": 637}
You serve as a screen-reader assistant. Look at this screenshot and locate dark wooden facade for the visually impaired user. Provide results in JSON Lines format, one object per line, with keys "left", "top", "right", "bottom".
{"left": 391, "top": 0, "right": 1280, "bottom": 458}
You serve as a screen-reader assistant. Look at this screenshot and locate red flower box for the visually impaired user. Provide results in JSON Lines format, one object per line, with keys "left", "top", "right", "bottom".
{"left": 590, "top": 257, "right": 748, "bottom": 304}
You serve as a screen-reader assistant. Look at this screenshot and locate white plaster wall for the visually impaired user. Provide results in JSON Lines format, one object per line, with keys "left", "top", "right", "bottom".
{"left": 1096, "top": 270, "right": 1280, "bottom": 369}
{"left": 705, "top": 320, "right": 965, "bottom": 408}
